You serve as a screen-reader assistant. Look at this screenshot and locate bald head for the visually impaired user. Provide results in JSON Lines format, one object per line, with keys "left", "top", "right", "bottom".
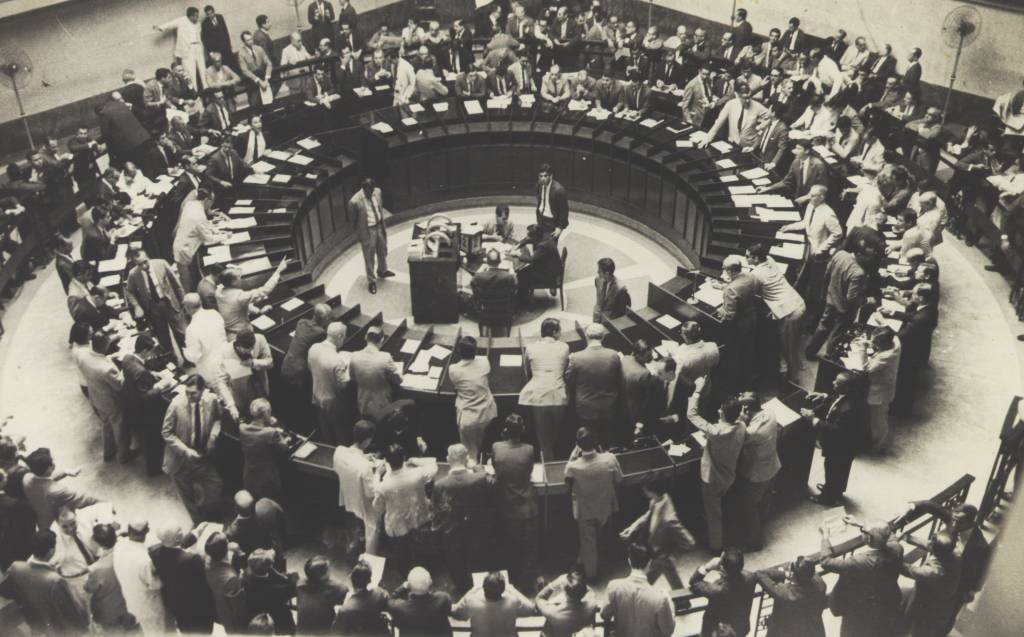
{"left": 234, "top": 490, "right": 256, "bottom": 516}
{"left": 408, "top": 566, "right": 432, "bottom": 593}
{"left": 157, "top": 523, "right": 184, "bottom": 547}
{"left": 326, "top": 321, "right": 348, "bottom": 346}
{"left": 127, "top": 519, "right": 149, "bottom": 541}
{"left": 183, "top": 293, "right": 202, "bottom": 314}
{"left": 447, "top": 443, "right": 469, "bottom": 467}
{"left": 584, "top": 323, "right": 607, "bottom": 342}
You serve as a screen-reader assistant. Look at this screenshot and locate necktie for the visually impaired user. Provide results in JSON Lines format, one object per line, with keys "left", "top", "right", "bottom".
{"left": 761, "top": 121, "right": 775, "bottom": 154}
{"left": 635, "top": 87, "right": 641, "bottom": 109}
{"left": 220, "top": 106, "right": 229, "bottom": 129}
{"left": 73, "top": 534, "right": 95, "bottom": 565}
{"left": 540, "top": 184, "right": 548, "bottom": 214}
{"left": 226, "top": 152, "right": 234, "bottom": 180}
{"left": 498, "top": 75, "right": 506, "bottom": 94}
{"left": 735, "top": 105, "right": 744, "bottom": 138}
{"left": 192, "top": 398, "right": 203, "bottom": 450}
{"left": 702, "top": 80, "right": 710, "bottom": 101}
{"left": 801, "top": 160, "right": 809, "bottom": 192}
{"left": 369, "top": 193, "right": 381, "bottom": 225}
{"left": 145, "top": 270, "right": 161, "bottom": 301}
{"left": 806, "top": 204, "right": 817, "bottom": 237}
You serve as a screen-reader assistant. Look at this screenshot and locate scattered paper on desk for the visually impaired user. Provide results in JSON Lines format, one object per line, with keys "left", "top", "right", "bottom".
{"left": 757, "top": 208, "right": 802, "bottom": 223}
{"left": 370, "top": 122, "right": 394, "bottom": 134}
{"left": 668, "top": 443, "right": 689, "bottom": 457}
{"left": 519, "top": 94, "right": 535, "bottom": 106}
{"left": 239, "top": 256, "right": 272, "bottom": 275}
{"left": 880, "top": 298, "right": 905, "bottom": 313}
{"left": 464, "top": 100, "right": 483, "bottom": 115}
{"left": 297, "top": 138, "right": 321, "bottom": 150}
{"left": 228, "top": 206, "right": 255, "bottom": 216}
{"left": 740, "top": 167, "right": 769, "bottom": 179}
{"left": 691, "top": 431, "right": 708, "bottom": 447}
{"left": 427, "top": 344, "right": 451, "bottom": 359}
{"left": 288, "top": 154, "right": 314, "bottom": 166}
{"left": 359, "top": 553, "right": 386, "bottom": 586}
{"left": 655, "top": 314, "right": 681, "bottom": 330}
{"left": 715, "top": 158, "right": 737, "bottom": 169}
{"left": 568, "top": 99, "right": 589, "bottom": 112}
{"left": 752, "top": 177, "right": 772, "bottom": 186}
{"left": 97, "top": 258, "right": 126, "bottom": 273}
{"left": 401, "top": 117, "right": 419, "bottom": 126}
{"left": 226, "top": 232, "right": 250, "bottom": 245}
{"left": 244, "top": 173, "right": 271, "bottom": 185}
{"left": 675, "top": 139, "right": 693, "bottom": 148}
{"left": 499, "top": 354, "right": 522, "bottom": 368}
{"left": 762, "top": 397, "right": 802, "bottom": 427}
{"left": 432, "top": 102, "right": 450, "bottom": 112}
{"left": 292, "top": 441, "right": 317, "bottom": 459}
{"left": 400, "top": 339, "right": 421, "bottom": 355}
{"left": 206, "top": 245, "right": 233, "bottom": 263}
{"left": 720, "top": 174, "right": 739, "bottom": 183}
{"left": 353, "top": 87, "right": 373, "bottom": 97}
{"left": 728, "top": 185, "right": 756, "bottom": 195}
{"left": 99, "top": 274, "right": 121, "bottom": 287}
{"left": 264, "top": 150, "right": 290, "bottom": 161}
{"left": 693, "top": 283, "right": 723, "bottom": 308}
{"left": 770, "top": 242, "right": 805, "bottom": 261}
{"left": 427, "top": 366, "right": 442, "bottom": 379}
{"left": 280, "top": 297, "right": 304, "bottom": 312}
{"left": 531, "top": 463, "right": 545, "bottom": 484}
{"left": 251, "top": 160, "right": 275, "bottom": 174}
{"left": 225, "top": 216, "right": 257, "bottom": 229}
{"left": 409, "top": 351, "right": 432, "bottom": 374}
{"left": 640, "top": 118, "right": 661, "bottom": 128}
{"left": 403, "top": 373, "right": 438, "bottom": 390}
{"left": 251, "top": 314, "right": 276, "bottom": 331}
{"left": 271, "top": 174, "right": 292, "bottom": 184}
{"left": 409, "top": 103, "right": 425, "bottom": 113}
{"left": 711, "top": 141, "right": 733, "bottom": 153}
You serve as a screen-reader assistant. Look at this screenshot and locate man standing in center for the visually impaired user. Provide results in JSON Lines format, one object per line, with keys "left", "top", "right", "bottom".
{"left": 491, "top": 414, "right": 539, "bottom": 592}
{"left": 162, "top": 374, "right": 224, "bottom": 523}
{"left": 536, "top": 163, "right": 569, "bottom": 239}
{"left": 566, "top": 323, "right": 622, "bottom": 447}
{"left": 693, "top": 397, "right": 746, "bottom": 553}
{"left": 350, "top": 178, "right": 394, "bottom": 294}
{"left": 448, "top": 336, "right": 498, "bottom": 462}
{"left": 431, "top": 443, "right": 492, "bottom": 596}
{"left": 308, "top": 322, "right": 352, "bottom": 445}
{"left": 564, "top": 427, "right": 622, "bottom": 581}
{"left": 349, "top": 326, "right": 403, "bottom": 422}
{"left": 125, "top": 247, "right": 186, "bottom": 357}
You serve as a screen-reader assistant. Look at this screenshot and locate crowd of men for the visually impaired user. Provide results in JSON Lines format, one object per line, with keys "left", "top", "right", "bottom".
{"left": 0, "top": 1, "right": 1014, "bottom": 635}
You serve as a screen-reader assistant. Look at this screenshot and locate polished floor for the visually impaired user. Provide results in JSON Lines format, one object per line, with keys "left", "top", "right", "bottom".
{"left": 0, "top": 215, "right": 1019, "bottom": 630}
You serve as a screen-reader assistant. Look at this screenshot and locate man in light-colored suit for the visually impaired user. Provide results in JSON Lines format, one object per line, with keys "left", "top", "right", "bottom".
{"left": 84, "top": 523, "right": 134, "bottom": 631}
{"left": 154, "top": 7, "right": 206, "bottom": 89}
{"left": 748, "top": 103, "right": 789, "bottom": 171}
{"left": 0, "top": 530, "right": 92, "bottom": 636}
{"left": 125, "top": 247, "right": 186, "bottom": 356}
{"left": 679, "top": 66, "right": 714, "bottom": 126}
{"left": 76, "top": 332, "right": 129, "bottom": 462}
{"left": 700, "top": 85, "right": 768, "bottom": 149}
{"left": 349, "top": 326, "right": 402, "bottom": 421}
{"left": 173, "top": 188, "right": 226, "bottom": 292}
{"left": 162, "top": 374, "right": 224, "bottom": 523}
{"left": 237, "top": 30, "right": 273, "bottom": 107}
{"left": 349, "top": 178, "right": 394, "bottom": 293}
{"left": 308, "top": 322, "right": 352, "bottom": 445}
{"left": 540, "top": 64, "right": 571, "bottom": 104}
{"left": 22, "top": 448, "right": 101, "bottom": 532}
{"left": 566, "top": 323, "right": 622, "bottom": 446}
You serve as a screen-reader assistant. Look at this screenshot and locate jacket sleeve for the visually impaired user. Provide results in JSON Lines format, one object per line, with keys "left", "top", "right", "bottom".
{"left": 162, "top": 400, "right": 191, "bottom": 454}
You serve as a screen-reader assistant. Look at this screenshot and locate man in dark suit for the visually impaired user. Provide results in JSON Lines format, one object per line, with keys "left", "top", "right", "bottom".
{"left": 387, "top": 567, "right": 454, "bottom": 635}
{"left": 0, "top": 530, "right": 91, "bottom": 634}
{"left": 441, "top": 19, "right": 474, "bottom": 74}
{"left": 84, "top": 524, "right": 134, "bottom": 631}
{"left": 717, "top": 256, "right": 759, "bottom": 389}
{"left": 205, "top": 137, "right": 249, "bottom": 192}
{"left": 431, "top": 443, "right": 492, "bottom": 595}
{"left": 516, "top": 224, "right": 561, "bottom": 304}
{"left": 335, "top": 47, "right": 364, "bottom": 94}
{"left": 826, "top": 29, "right": 848, "bottom": 61}
{"left": 242, "top": 548, "right": 298, "bottom": 633}
{"left": 749, "top": 103, "right": 789, "bottom": 171}
{"left": 470, "top": 249, "right": 517, "bottom": 318}
{"left": 121, "top": 335, "right": 169, "bottom": 476}
{"left": 781, "top": 17, "right": 807, "bottom": 55}
{"left": 890, "top": 283, "right": 938, "bottom": 416}
{"left": 337, "top": 20, "right": 363, "bottom": 58}
{"left": 802, "top": 372, "right": 863, "bottom": 505}
{"left": 297, "top": 555, "right": 348, "bottom": 635}
{"left": 96, "top": 94, "right": 151, "bottom": 167}
{"left": 150, "top": 524, "right": 216, "bottom": 633}
{"left": 649, "top": 50, "right": 685, "bottom": 89}
{"left": 868, "top": 43, "right": 897, "bottom": 80}
{"left": 902, "top": 48, "right": 923, "bottom": 94}
{"left": 199, "top": 89, "right": 234, "bottom": 135}
{"left": 820, "top": 522, "right": 904, "bottom": 636}
{"left": 307, "top": 0, "right": 335, "bottom": 52}
{"left": 119, "top": 70, "right": 146, "bottom": 117}
{"left": 125, "top": 247, "right": 186, "bottom": 353}
{"left": 0, "top": 468, "right": 35, "bottom": 571}
{"left": 204, "top": 532, "right": 246, "bottom": 633}
{"left": 535, "top": 163, "right": 569, "bottom": 237}
{"left": 225, "top": 490, "right": 286, "bottom": 562}
{"left": 566, "top": 323, "right": 622, "bottom": 446}
{"left": 759, "top": 139, "right": 829, "bottom": 199}
{"left": 202, "top": 5, "right": 233, "bottom": 67}
{"left": 689, "top": 548, "right": 757, "bottom": 637}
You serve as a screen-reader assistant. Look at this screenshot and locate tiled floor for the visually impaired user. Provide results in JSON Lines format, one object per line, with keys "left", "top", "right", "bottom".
{"left": 0, "top": 218, "right": 1018, "bottom": 627}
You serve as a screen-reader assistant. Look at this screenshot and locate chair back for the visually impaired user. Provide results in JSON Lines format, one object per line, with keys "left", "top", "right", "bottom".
{"left": 556, "top": 246, "right": 568, "bottom": 285}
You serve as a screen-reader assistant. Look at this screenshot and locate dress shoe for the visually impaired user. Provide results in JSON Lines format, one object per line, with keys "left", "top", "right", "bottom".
{"left": 808, "top": 493, "right": 837, "bottom": 506}
{"left": 368, "top": 281, "right": 377, "bottom": 294}
{"left": 804, "top": 349, "right": 819, "bottom": 362}
{"left": 816, "top": 483, "right": 826, "bottom": 492}
{"left": 378, "top": 270, "right": 396, "bottom": 278}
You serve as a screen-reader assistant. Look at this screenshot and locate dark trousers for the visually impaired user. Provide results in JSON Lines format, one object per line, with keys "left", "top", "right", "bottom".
{"left": 443, "top": 525, "right": 474, "bottom": 597}
{"left": 805, "top": 304, "right": 855, "bottom": 359}
{"left": 797, "top": 256, "right": 829, "bottom": 323}
{"left": 646, "top": 549, "right": 684, "bottom": 589}
{"left": 822, "top": 454, "right": 855, "bottom": 501}
{"left": 132, "top": 401, "right": 164, "bottom": 476}
{"left": 503, "top": 514, "right": 540, "bottom": 592}
{"left": 144, "top": 299, "right": 185, "bottom": 356}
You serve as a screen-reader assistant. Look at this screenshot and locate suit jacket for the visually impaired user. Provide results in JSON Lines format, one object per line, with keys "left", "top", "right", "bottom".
{"left": 868, "top": 54, "right": 896, "bottom": 78}
{"left": 441, "top": 30, "right": 475, "bottom": 73}
{"left": 755, "top": 118, "right": 789, "bottom": 167}
{"left": 0, "top": 493, "right": 35, "bottom": 571}
{"left": 238, "top": 44, "right": 272, "bottom": 84}
{"left": 902, "top": 62, "right": 922, "bottom": 90}
{"left": 592, "top": 79, "right": 623, "bottom": 111}
{"left": 201, "top": 14, "right": 232, "bottom": 57}
{"left": 620, "top": 82, "right": 650, "bottom": 112}
{"left": 815, "top": 394, "right": 861, "bottom": 457}
{"left": 120, "top": 82, "right": 146, "bottom": 116}
{"left": 297, "top": 579, "right": 349, "bottom": 635}
{"left": 898, "top": 304, "right": 938, "bottom": 368}
{"left": 0, "top": 560, "right": 91, "bottom": 634}
{"left": 349, "top": 187, "right": 388, "bottom": 244}
{"left": 431, "top": 468, "right": 492, "bottom": 535}
{"left": 692, "top": 571, "right": 757, "bottom": 637}
{"left": 518, "top": 236, "right": 561, "bottom": 285}
{"left": 826, "top": 37, "right": 848, "bottom": 62}
{"left": 472, "top": 267, "right": 517, "bottom": 300}
{"left": 536, "top": 179, "right": 569, "bottom": 229}
{"left": 350, "top": 345, "right": 402, "bottom": 420}
{"left": 226, "top": 498, "right": 286, "bottom": 556}
{"left": 252, "top": 30, "right": 276, "bottom": 64}
{"left": 96, "top": 99, "right": 151, "bottom": 158}
{"left": 125, "top": 260, "right": 184, "bottom": 316}
{"left": 78, "top": 349, "right": 124, "bottom": 424}
{"left": 161, "top": 391, "right": 222, "bottom": 475}
{"left": 650, "top": 57, "right": 684, "bottom": 86}
{"left": 85, "top": 552, "right": 131, "bottom": 628}
{"left": 680, "top": 75, "right": 713, "bottom": 125}
{"left": 619, "top": 355, "right": 655, "bottom": 429}
{"left": 820, "top": 541, "right": 904, "bottom": 619}
{"left": 566, "top": 345, "right": 621, "bottom": 421}
{"left": 205, "top": 560, "right": 246, "bottom": 633}
{"left": 335, "top": 58, "right": 365, "bottom": 93}
{"left": 782, "top": 155, "right": 830, "bottom": 198}
{"left": 718, "top": 272, "right": 758, "bottom": 334}
{"left": 455, "top": 72, "right": 487, "bottom": 98}
{"left": 200, "top": 101, "right": 233, "bottom": 132}
{"left": 149, "top": 545, "right": 216, "bottom": 631}
{"left": 205, "top": 147, "right": 248, "bottom": 184}
{"left": 387, "top": 591, "right": 454, "bottom": 637}
{"left": 243, "top": 569, "right": 298, "bottom": 633}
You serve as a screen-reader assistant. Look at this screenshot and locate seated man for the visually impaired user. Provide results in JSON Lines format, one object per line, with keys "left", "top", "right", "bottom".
{"left": 540, "top": 64, "right": 571, "bottom": 105}
{"left": 483, "top": 204, "right": 515, "bottom": 243}
{"left": 466, "top": 249, "right": 518, "bottom": 319}
{"left": 455, "top": 61, "right": 488, "bottom": 99}
{"left": 516, "top": 224, "right": 561, "bottom": 303}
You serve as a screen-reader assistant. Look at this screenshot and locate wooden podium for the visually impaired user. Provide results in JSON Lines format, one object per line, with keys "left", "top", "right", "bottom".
{"left": 409, "top": 223, "right": 461, "bottom": 323}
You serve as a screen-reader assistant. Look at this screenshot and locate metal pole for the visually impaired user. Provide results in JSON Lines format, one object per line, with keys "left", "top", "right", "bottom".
{"left": 942, "top": 33, "right": 965, "bottom": 125}
{"left": 730, "top": 0, "right": 738, "bottom": 27}
{"left": 10, "top": 80, "right": 35, "bottom": 150}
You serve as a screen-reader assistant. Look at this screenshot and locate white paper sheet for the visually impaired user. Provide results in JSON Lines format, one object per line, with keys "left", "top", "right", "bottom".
{"left": 251, "top": 314, "right": 276, "bottom": 331}
{"left": 762, "top": 397, "right": 802, "bottom": 427}
{"left": 280, "top": 297, "right": 304, "bottom": 312}
{"left": 296, "top": 138, "right": 321, "bottom": 150}
{"left": 400, "top": 339, "right": 421, "bottom": 355}
{"left": 499, "top": 354, "right": 522, "bottom": 367}
{"left": 654, "top": 314, "right": 681, "bottom": 330}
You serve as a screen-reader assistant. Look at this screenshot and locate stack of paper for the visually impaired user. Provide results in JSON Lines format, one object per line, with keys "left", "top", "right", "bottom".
{"left": 238, "top": 256, "right": 272, "bottom": 275}
{"left": 588, "top": 107, "right": 610, "bottom": 121}
{"left": 224, "top": 217, "right": 257, "bottom": 230}
{"left": 264, "top": 150, "right": 291, "bottom": 161}
{"left": 693, "top": 282, "right": 724, "bottom": 308}
{"left": 353, "top": 87, "right": 373, "bottom": 97}
{"left": 403, "top": 374, "right": 439, "bottom": 390}
{"left": 775, "top": 230, "right": 805, "bottom": 243}
{"left": 770, "top": 242, "right": 805, "bottom": 260}
{"left": 204, "top": 245, "right": 233, "bottom": 264}
{"left": 399, "top": 339, "right": 421, "bottom": 355}
{"left": 655, "top": 314, "right": 682, "bottom": 330}
{"left": 728, "top": 185, "right": 756, "bottom": 195}
{"left": 98, "top": 274, "right": 122, "bottom": 288}
{"left": 740, "top": 167, "right": 769, "bottom": 179}
{"left": 292, "top": 441, "right": 317, "bottom": 459}
{"left": 251, "top": 160, "right": 276, "bottom": 174}
{"left": 499, "top": 354, "right": 522, "bottom": 367}
{"left": 427, "top": 344, "right": 452, "bottom": 359}
{"left": 226, "top": 232, "right": 250, "bottom": 245}
{"left": 463, "top": 100, "right": 483, "bottom": 115}
{"left": 370, "top": 122, "right": 394, "bottom": 134}
{"left": 287, "top": 154, "right": 314, "bottom": 166}
{"left": 296, "top": 137, "right": 321, "bottom": 150}
{"left": 761, "top": 397, "right": 802, "bottom": 427}
{"left": 640, "top": 118, "right": 662, "bottom": 128}
{"left": 675, "top": 139, "right": 694, "bottom": 148}
{"left": 715, "top": 158, "right": 737, "bottom": 169}
{"left": 755, "top": 208, "right": 802, "bottom": 223}
{"left": 251, "top": 314, "right": 276, "bottom": 331}
{"left": 719, "top": 174, "right": 739, "bottom": 183}
{"left": 409, "top": 103, "right": 425, "bottom": 113}
{"left": 244, "top": 173, "right": 271, "bottom": 185}
{"left": 401, "top": 117, "right": 418, "bottom": 127}
{"left": 271, "top": 174, "right": 292, "bottom": 184}
{"left": 408, "top": 351, "right": 432, "bottom": 374}
{"left": 98, "top": 257, "right": 127, "bottom": 273}
{"left": 567, "top": 99, "right": 589, "bottom": 111}
{"left": 432, "top": 102, "right": 450, "bottom": 112}
{"left": 710, "top": 141, "right": 733, "bottom": 153}
{"left": 280, "top": 297, "right": 304, "bottom": 312}
{"left": 228, "top": 206, "right": 255, "bottom": 216}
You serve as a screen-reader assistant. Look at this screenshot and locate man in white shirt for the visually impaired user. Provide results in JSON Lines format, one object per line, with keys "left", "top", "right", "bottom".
{"left": 279, "top": 32, "right": 311, "bottom": 95}
{"left": 373, "top": 446, "right": 438, "bottom": 573}
{"left": 113, "top": 520, "right": 166, "bottom": 635}
{"left": 782, "top": 184, "right": 843, "bottom": 321}
{"left": 183, "top": 293, "right": 228, "bottom": 385}
{"left": 172, "top": 188, "right": 226, "bottom": 292}
{"left": 308, "top": 322, "right": 352, "bottom": 445}
{"left": 791, "top": 93, "right": 839, "bottom": 136}
{"left": 154, "top": 7, "right": 206, "bottom": 90}
{"left": 699, "top": 85, "right": 767, "bottom": 148}
{"left": 116, "top": 162, "right": 154, "bottom": 201}
{"left": 745, "top": 243, "right": 806, "bottom": 379}
{"left": 243, "top": 116, "right": 267, "bottom": 163}
{"left": 839, "top": 37, "right": 871, "bottom": 71}
{"left": 393, "top": 54, "right": 417, "bottom": 105}
{"left": 332, "top": 420, "right": 380, "bottom": 554}
{"left": 844, "top": 167, "right": 884, "bottom": 229}
{"left": 52, "top": 508, "right": 100, "bottom": 611}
